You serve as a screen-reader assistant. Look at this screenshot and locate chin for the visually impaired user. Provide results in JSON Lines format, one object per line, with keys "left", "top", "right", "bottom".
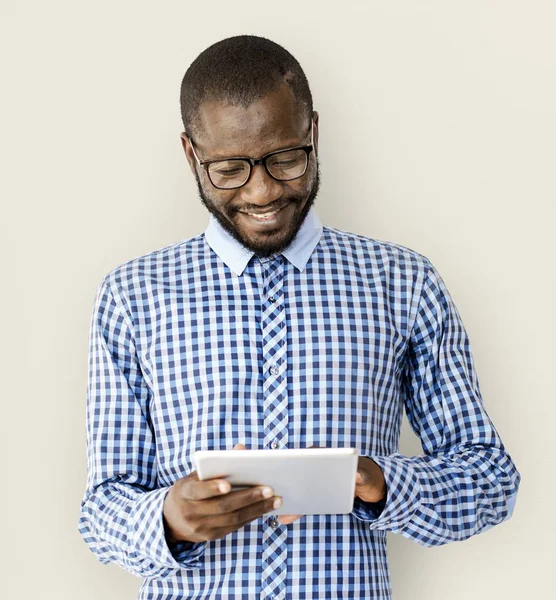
{"left": 243, "top": 232, "right": 294, "bottom": 258}
{"left": 234, "top": 204, "right": 309, "bottom": 257}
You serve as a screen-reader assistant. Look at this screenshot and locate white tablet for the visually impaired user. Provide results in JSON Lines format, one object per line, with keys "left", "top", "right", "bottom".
{"left": 193, "top": 448, "right": 358, "bottom": 515}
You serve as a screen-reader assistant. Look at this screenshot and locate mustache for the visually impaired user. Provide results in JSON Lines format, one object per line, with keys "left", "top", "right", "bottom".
{"left": 233, "top": 196, "right": 303, "bottom": 215}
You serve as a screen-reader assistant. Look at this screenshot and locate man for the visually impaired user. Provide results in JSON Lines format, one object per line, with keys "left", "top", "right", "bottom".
{"left": 79, "top": 35, "right": 521, "bottom": 600}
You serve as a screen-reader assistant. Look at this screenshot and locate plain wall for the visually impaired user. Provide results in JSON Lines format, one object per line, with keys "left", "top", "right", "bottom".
{"left": 2, "top": 1, "right": 554, "bottom": 598}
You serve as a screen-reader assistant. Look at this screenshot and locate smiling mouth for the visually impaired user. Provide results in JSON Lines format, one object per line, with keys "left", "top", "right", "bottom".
{"left": 239, "top": 202, "right": 290, "bottom": 222}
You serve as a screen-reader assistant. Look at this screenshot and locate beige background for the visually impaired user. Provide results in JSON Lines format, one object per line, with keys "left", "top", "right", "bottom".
{"left": 2, "top": 1, "right": 554, "bottom": 598}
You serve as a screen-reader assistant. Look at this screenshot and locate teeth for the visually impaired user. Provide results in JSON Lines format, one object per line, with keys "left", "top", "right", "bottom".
{"left": 247, "top": 209, "right": 279, "bottom": 218}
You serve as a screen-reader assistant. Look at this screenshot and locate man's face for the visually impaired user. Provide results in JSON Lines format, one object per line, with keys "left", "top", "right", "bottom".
{"left": 181, "top": 84, "right": 320, "bottom": 258}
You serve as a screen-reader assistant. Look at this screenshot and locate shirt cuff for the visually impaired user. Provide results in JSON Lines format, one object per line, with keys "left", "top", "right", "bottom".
{"left": 129, "top": 487, "right": 206, "bottom": 570}
{"left": 351, "top": 453, "right": 422, "bottom": 532}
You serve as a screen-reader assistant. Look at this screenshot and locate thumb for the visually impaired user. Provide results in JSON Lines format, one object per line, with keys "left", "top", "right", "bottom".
{"left": 234, "top": 443, "right": 247, "bottom": 450}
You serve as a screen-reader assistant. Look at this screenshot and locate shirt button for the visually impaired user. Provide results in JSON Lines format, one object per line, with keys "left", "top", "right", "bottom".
{"left": 269, "top": 296, "right": 277, "bottom": 303}
{"left": 269, "top": 365, "right": 279, "bottom": 376}
{"left": 269, "top": 517, "right": 279, "bottom": 528}
{"left": 271, "top": 440, "right": 280, "bottom": 449}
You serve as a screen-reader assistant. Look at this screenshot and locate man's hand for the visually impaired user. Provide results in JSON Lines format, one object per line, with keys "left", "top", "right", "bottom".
{"left": 354, "top": 456, "right": 387, "bottom": 503}
{"left": 162, "top": 443, "right": 282, "bottom": 544}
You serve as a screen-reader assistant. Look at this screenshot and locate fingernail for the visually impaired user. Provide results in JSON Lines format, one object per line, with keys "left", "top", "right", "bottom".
{"left": 219, "top": 482, "right": 229, "bottom": 493}
{"left": 273, "top": 497, "right": 282, "bottom": 509}
{"left": 261, "top": 486, "right": 273, "bottom": 498}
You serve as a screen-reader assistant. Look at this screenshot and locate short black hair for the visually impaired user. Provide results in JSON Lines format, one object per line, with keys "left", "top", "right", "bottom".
{"left": 180, "top": 35, "right": 313, "bottom": 137}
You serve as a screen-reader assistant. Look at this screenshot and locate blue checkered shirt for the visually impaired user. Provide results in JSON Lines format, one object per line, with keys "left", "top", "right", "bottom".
{"left": 79, "top": 207, "right": 520, "bottom": 599}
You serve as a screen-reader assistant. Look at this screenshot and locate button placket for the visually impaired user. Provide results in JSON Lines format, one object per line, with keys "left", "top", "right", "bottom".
{"left": 260, "top": 255, "right": 288, "bottom": 600}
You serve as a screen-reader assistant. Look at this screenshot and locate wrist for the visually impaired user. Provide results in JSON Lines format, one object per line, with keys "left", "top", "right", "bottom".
{"left": 162, "top": 487, "right": 181, "bottom": 545}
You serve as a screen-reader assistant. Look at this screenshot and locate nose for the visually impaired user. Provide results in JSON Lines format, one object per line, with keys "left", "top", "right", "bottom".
{"left": 239, "top": 163, "right": 283, "bottom": 207}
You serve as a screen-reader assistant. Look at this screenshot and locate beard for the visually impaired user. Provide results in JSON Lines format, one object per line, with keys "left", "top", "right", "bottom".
{"left": 195, "top": 161, "right": 321, "bottom": 258}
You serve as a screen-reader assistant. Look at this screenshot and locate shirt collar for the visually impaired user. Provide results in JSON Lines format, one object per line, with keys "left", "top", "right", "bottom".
{"left": 204, "top": 206, "right": 323, "bottom": 276}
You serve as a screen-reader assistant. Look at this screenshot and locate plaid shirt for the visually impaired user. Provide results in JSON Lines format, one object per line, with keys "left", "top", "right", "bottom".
{"left": 79, "top": 207, "right": 520, "bottom": 599}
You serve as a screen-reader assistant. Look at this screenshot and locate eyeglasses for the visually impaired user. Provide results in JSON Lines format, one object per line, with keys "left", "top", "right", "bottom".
{"left": 188, "top": 122, "right": 314, "bottom": 190}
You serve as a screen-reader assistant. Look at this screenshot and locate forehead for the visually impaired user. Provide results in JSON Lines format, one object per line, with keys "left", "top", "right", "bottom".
{"left": 194, "top": 84, "right": 309, "bottom": 158}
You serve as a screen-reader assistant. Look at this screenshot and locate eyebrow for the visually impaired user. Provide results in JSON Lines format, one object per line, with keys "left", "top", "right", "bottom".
{"left": 193, "top": 123, "right": 313, "bottom": 162}
{"left": 198, "top": 139, "right": 307, "bottom": 162}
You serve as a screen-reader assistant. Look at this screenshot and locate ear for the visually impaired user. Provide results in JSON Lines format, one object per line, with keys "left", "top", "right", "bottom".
{"left": 180, "top": 132, "right": 199, "bottom": 177}
{"left": 312, "top": 110, "right": 320, "bottom": 157}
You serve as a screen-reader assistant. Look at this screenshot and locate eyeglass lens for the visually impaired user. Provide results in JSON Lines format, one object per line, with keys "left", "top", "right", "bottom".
{"left": 207, "top": 148, "right": 308, "bottom": 189}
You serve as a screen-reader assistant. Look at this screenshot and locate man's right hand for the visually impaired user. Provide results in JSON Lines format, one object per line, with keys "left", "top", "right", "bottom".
{"left": 162, "top": 444, "right": 282, "bottom": 544}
